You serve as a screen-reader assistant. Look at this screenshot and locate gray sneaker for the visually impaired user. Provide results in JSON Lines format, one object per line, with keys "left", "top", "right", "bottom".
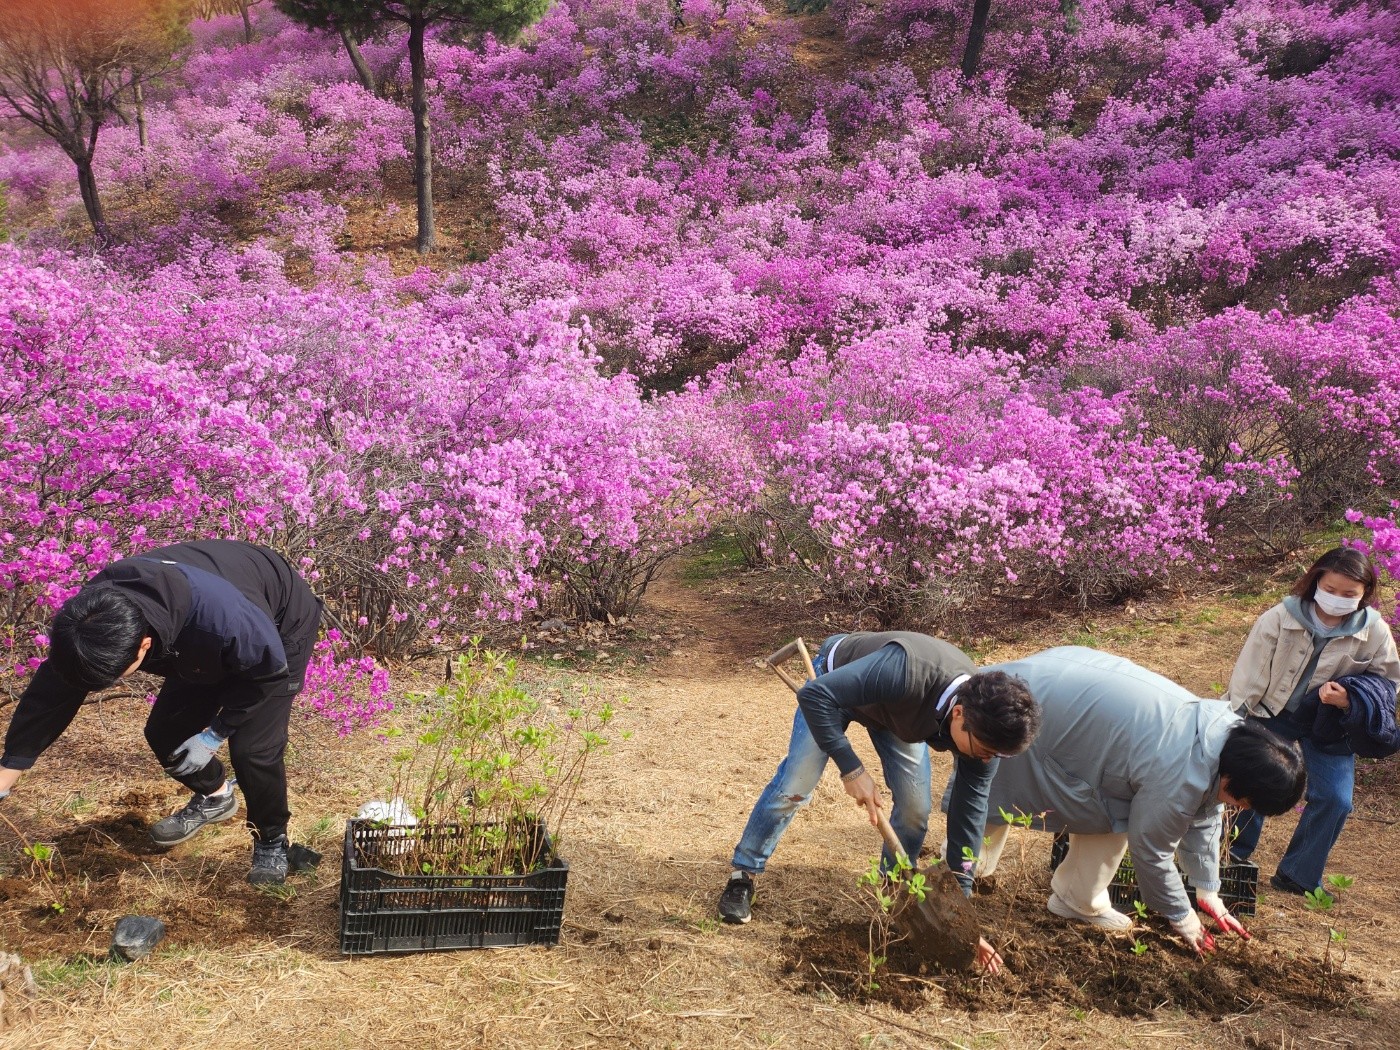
{"left": 150, "top": 789, "right": 238, "bottom": 847}
{"left": 248, "top": 836, "right": 289, "bottom": 886}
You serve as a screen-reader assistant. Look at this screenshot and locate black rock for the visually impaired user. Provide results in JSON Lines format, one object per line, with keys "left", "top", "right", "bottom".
{"left": 110, "top": 916, "right": 166, "bottom": 962}
{"left": 287, "top": 843, "right": 322, "bottom": 874}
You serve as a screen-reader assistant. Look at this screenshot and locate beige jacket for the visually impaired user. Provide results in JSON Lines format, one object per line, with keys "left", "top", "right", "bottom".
{"left": 1224, "top": 603, "right": 1400, "bottom": 718}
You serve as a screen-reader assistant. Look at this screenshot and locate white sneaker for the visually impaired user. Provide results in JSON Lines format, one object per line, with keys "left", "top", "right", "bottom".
{"left": 1048, "top": 892, "right": 1133, "bottom": 931}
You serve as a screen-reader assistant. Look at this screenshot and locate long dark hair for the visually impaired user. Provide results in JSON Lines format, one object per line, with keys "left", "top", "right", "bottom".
{"left": 1290, "top": 546, "right": 1378, "bottom": 608}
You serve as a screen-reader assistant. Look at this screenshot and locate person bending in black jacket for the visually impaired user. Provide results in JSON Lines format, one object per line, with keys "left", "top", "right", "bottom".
{"left": 0, "top": 540, "right": 322, "bottom": 885}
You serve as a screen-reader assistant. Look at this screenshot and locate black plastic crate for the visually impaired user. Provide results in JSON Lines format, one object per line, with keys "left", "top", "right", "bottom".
{"left": 339, "top": 818, "right": 569, "bottom": 955}
{"left": 1048, "top": 832, "right": 1257, "bottom": 917}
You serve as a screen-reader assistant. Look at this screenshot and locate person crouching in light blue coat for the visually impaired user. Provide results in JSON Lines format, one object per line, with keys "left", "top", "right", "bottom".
{"left": 943, "top": 647, "right": 1305, "bottom": 953}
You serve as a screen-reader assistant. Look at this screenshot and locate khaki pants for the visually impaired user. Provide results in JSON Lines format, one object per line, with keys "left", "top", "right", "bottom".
{"left": 970, "top": 826, "right": 1130, "bottom": 918}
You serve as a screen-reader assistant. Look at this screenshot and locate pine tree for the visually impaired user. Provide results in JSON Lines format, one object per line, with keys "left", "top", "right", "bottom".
{"left": 275, "top": 0, "right": 552, "bottom": 253}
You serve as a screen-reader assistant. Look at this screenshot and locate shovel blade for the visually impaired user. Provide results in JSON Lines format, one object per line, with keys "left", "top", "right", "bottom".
{"left": 892, "top": 867, "right": 981, "bottom": 971}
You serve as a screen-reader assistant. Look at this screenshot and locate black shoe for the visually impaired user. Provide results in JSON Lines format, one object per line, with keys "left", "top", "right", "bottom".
{"left": 1269, "top": 872, "right": 1311, "bottom": 897}
{"left": 718, "top": 872, "right": 754, "bottom": 924}
{"left": 248, "top": 836, "right": 290, "bottom": 886}
{"left": 150, "top": 789, "right": 238, "bottom": 847}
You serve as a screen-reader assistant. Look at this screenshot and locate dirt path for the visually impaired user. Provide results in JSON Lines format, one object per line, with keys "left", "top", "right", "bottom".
{"left": 4, "top": 560, "right": 1400, "bottom": 1048}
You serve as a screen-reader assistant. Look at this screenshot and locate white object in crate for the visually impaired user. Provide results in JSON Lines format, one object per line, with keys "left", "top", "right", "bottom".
{"left": 354, "top": 798, "right": 418, "bottom": 856}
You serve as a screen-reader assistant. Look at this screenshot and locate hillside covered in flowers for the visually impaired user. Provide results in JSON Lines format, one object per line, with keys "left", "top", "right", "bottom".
{"left": 4, "top": 0, "right": 1399, "bottom": 693}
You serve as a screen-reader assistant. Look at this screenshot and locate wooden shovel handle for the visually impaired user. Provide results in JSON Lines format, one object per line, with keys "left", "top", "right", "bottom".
{"left": 764, "top": 637, "right": 818, "bottom": 694}
{"left": 874, "top": 811, "right": 911, "bottom": 866}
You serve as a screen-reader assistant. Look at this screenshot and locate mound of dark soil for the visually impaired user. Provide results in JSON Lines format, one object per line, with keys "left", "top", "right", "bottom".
{"left": 781, "top": 882, "right": 1363, "bottom": 1019}
{"left": 0, "top": 807, "right": 307, "bottom": 957}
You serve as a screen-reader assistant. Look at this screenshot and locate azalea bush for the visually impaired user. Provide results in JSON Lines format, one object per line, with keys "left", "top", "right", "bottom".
{"left": 299, "top": 629, "right": 393, "bottom": 735}
{"left": 0, "top": 0, "right": 1398, "bottom": 699}
{"left": 0, "top": 245, "right": 728, "bottom": 677}
{"left": 1347, "top": 509, "right": 1400, "bottom": 631}
{"left": 719, "top": 330, "right": 1231, "bottom": 618}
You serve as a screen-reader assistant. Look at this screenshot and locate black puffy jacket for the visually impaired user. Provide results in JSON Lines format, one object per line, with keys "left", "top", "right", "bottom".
{"left": 2, "top": 541, "right": 320, "bottom": 770}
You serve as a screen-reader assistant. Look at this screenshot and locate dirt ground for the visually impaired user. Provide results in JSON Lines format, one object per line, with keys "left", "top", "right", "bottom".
{"left": 1, "top": 557, "right": 1398, "bottom": 1049}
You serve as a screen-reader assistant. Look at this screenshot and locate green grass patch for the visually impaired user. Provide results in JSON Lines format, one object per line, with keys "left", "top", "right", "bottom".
{"left": 678, "top": 532, "right": 750, "bottom": 586}
{"left": 32, "top": 952, "right": 120, "bottom": 990}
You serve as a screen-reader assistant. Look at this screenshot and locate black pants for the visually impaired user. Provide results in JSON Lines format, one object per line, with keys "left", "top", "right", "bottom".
{"left": 143, "top": 608, "right": 321, "bottom": 842}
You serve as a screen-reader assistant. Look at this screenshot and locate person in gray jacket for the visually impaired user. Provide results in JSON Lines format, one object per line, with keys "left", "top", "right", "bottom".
{"left": 945, "top": 647, "right": 1305, "bottom": 952}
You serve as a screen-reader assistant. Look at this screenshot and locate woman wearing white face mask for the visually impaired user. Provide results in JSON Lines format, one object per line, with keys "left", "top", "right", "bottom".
{"left": 1224, "top": 547, "right": 1400, "bottom": 895}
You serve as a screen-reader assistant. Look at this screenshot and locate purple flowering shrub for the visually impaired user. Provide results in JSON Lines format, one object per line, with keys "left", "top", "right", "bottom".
{"left": 0, "top": 245, "right": 740, "bottom": 682}
{"left": 1079, "top": 284, "right": 1400, "bottom": 551}
{"left": 3, "top": 0, "right": 1400, "bottom": 704}
{"left": 0, "top": 249, "right": 302, "bottom": 673}
{"left": 722, "top": 330, "right": 1230, "bottom": 617}
{"left": 299, "top": 629, "right": 393, "bottom": 735}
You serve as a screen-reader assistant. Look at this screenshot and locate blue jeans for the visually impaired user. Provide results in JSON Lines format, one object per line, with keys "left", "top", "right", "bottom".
{"left": 731, "top": 636, "right": 932, "bottom": 874}
{"left": 1230, "top": 717, "right": 1354, "bottom": 892}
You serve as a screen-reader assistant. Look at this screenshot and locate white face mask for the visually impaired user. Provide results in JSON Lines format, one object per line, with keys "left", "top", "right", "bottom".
{"left": 1314, "top": 590, "right": 1362, "bottom": 617}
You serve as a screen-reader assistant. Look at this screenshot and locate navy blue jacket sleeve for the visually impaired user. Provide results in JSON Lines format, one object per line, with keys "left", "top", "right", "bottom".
{"left": 796, "top": 645, "right": 908, "bottom": 776}
{"left": 208, "top": 604, "right": 289, "bottom": 734}
{"left": 1339, "top": 673, "right": 1400, "bottom": 759}
{"left": 178, "top": 567, "right": 289, "bottom": 736}
{"left": 2, "top": 661, "right": 91, "bottom": 769}
{"left": 945, "top": 754, "right": 998, "bottom": 895}
{"left": 208, "top": 651, "right": 289, "bottom": 733}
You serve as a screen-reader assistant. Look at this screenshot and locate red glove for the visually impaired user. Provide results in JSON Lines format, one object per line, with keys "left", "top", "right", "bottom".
{"left": 1171, "top": 910, "right": 1217, "bottom": 955}
{"left": 1197, "top": 891, "right": 1251, "bottom": 940}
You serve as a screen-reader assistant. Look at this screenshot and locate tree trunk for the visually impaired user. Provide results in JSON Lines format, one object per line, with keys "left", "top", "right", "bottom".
{"left": 239, "top": 0, "right": 254, "bottom": 44}
{"left": 1060, "top": 0, "right": 1080, "bottom": 33}
{"left": 73, "top": 156, "right": 109, "bottom": 244}
{"left": 961, "top": 0, "right": 992, "bottom": 78}
{"left": 134, "top": 81, "right": 147, "bottom": 149}
{"left": 408, "top": 12, "right": 435, "bottom": 253}
{"left": 340, "top": 25, "right": 377, "bottom": 95}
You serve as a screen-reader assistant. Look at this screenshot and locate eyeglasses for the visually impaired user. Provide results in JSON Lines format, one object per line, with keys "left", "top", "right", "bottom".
{"left": 960, "top": 724, "right": 998, "bottom": 762}
{"left": 959, "top": 724, "right": 1019, "bottom": 761}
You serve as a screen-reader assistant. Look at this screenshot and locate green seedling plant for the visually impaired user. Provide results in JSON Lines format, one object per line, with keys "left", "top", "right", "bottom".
{"left": 1303, "top": 887, "right": 1334, "bottom": 912}
{"left": 857, "top": 852, "right": 925, "bottom": 993}
{"left": 1305, "top": 874, "right": 1356, "bottom": 972}
{"left": 378, "top": 639, "right": 623, "bottom": 878}
{"left": 989, "top": 806, "right": 1053, "bottom": 936}
{"left": 23, "top": 842, "right": 66, "bottom": 911}
{"left": 1130, "top": 937, "right": 1149, "bottom": 956}
{"left": 1325, "top": 926, "right": 1348, "bottom": 970}
{"left": 0, "top": 811, "right": 68, "bottom": 915}
{"left": 22, "top": 841, "right": 54, "bottom": 874}
{"left": 1133, "top": 899, "right": 1149, "bottom": 920}
{"left": 997, "top": 806, "right": 1035, "bottom": 830}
